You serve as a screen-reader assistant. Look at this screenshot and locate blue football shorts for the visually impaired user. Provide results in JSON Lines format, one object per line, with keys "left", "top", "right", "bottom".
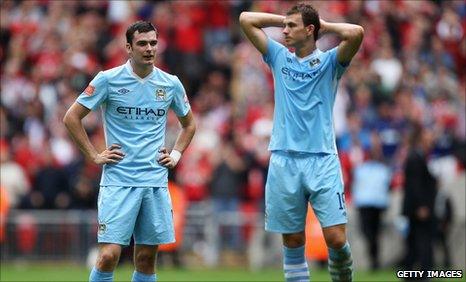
{"left": 97, "top": 186, "right": 175, "bottom": 246}
{"left": 265, "top": 151, "right": 348, "bottom": 233}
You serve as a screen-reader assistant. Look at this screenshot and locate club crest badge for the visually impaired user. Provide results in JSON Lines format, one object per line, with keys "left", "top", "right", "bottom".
{"left": 156, "top": 88, "right": 166, "bottom": 101}
{"left": 98, "top": 223, "right": 107, "bottom": 235}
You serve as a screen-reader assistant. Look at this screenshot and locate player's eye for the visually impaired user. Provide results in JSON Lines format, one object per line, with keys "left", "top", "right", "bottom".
{"left": 150, "top": 41, "right": 157, "bottom": 46}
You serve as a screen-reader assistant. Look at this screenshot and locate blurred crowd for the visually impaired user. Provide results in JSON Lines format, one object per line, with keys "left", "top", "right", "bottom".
{"left": 0, "top": 0, "right": 465, "bottom": 256}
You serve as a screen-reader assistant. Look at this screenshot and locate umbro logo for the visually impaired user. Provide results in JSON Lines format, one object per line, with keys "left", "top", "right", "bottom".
{"left": 117, "top": 88, "right": 130, "bottom": 94}
{"left": 310, "top": 58, "right": 321, "bottom": 67}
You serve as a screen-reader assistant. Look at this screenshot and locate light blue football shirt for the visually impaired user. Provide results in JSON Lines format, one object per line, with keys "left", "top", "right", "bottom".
{"left": 77, "top": 60, "right": 191, "bottom": 187}
{"left": 263, "top": 38, "right": 348, "bottom": 154}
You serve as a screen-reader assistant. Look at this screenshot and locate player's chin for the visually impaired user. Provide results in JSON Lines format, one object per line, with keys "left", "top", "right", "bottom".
{"left": 143, "top": 59, "right": 155, "bottom": 65}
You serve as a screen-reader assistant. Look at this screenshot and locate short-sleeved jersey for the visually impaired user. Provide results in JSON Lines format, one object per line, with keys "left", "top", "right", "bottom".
{"left": 77, "top": 60, "right": 191, "bottom": 187}
{"left": 263, "top": 38, "right": 348, "bottom": 154}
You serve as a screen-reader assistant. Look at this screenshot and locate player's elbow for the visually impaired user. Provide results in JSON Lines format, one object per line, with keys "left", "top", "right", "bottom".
{"left": 343, "top": 25, "right": 364, "bottom": 46}
{"left": 356, "top": 25, "right": 364, "bottom": 38}
{"left": 239, "top": 12, "right": 252, "bottom": 28}
{"left": 351, "top": 25, "right": 364, "bottom": 40}
{"left": 239, "top": 12, "right": 248, "bottom": 24}
{"left": 62, "top": 111, "right": 71, "bottom": 127}
{"left": 62, "top": 109, "right": 77, "bottom": 129}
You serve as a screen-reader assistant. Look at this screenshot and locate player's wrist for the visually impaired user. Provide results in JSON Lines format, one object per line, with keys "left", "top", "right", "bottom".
{"left": 90, "top": 151, "right": 101, "bottom": 164}
{"left": 169, "top": 149, "right": 182, "bottom": 166}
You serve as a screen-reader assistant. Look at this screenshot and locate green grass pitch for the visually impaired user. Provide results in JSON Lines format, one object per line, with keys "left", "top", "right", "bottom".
{"left": 1, "top": 263, "right": 405, "bottom": 281}
{"left": 2, "top": 263, "right": 465, "bottom": 281}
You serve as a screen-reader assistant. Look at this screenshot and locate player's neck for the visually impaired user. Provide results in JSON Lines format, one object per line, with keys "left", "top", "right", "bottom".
{"left": 130, "top": 59, "right": 153, "bottom": 79}
{"left": 295, "top": 41, "right": 317, "bottom": 58}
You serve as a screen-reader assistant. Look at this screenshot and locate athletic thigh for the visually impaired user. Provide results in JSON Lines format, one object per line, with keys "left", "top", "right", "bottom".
{"left": 265, "top": 152, "right": 308, "bottom": 234}
{"left": 97, "top": 186, "right": 143, "bottom": 246}
{"left": 133, "top": 187, "right": 175, "bottom": 245}
{"left": 306, "top": 154, "right": 348, "bottom": 228}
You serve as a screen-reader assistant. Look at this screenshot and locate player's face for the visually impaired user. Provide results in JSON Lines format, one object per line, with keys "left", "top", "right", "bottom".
{"left": 126, "top": 30, "right": 158, "bottom": 66}
{"left": 283, "top": 13, "right": 314, "bottom": 47}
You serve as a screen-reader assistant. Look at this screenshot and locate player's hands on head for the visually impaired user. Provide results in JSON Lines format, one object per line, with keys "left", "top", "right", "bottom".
{"left": 94, "top": 144, "right": 125, "bottom": 165}
{"left": 318, "top": 18, "right": 328, "bottom": 37}
{"left": 158, "top": 147, "right": 178, "bottom": 169}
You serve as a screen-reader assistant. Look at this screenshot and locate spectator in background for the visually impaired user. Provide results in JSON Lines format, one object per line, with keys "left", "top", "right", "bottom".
{"left": 209, "top": 135, "right": 246, "bottom": 251}
{"left": 27, "top": 144, "right": 70, "bottom": 209}
{"left": 351, "top": 84, "right": 378, "bottom": 129}
{"left": 0, "top": 140, "right": 30, "bottom": 209}
{"left": 337, "top": 110, "right": 372, "bottom": 154}
{"left": 434, "top": 189, "right": 453, "bottom": 268}
{"left": 69, "top": 174, "right": 97, "bottom": 209}
{"left": 372, "top": 99, "right": 407, "bottom": 163}
{"left": 352, "top": 134, "right": 392, "bottom": 270}
{"left": 370, "top": 46, "right": 402, "bottom": 94}
{"left": 169, "top": 1, "right": 207, "bottom": 94}
{"left": 402, "top": 124, "right": 438, "bottom": 273}
{"left": 0, "top": 186, "right": 10, "bottom": 244}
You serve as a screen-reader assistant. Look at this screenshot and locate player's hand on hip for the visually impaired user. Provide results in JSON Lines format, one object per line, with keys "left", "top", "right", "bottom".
{"left": 94, "top": 144, "right": 125, "bottom": 165}
{"left": 158, "top": 147, "right": 179, "bottom": 169}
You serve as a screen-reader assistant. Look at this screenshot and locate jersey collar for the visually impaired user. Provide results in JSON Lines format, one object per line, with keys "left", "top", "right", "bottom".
{"left": 125, "top": 60, "right": 155, "bottom": 83}
{"left": 294, "top": 48, "right": 321, "bottom": 63}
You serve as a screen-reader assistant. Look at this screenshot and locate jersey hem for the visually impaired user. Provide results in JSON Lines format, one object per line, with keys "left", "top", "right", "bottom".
{"left": 269, "top": 149, "right": 338, "bottom": 155}
{"left": 265, "top": 227, "right": 306, "bottom": 234}
{"left": 134, "top": 239, "right": 176, "bottom": 245}
{"left": 99, "top": 183, "right": 168, "bottom": 188}
{"left": 320, "top": 220, "right": 348, "bottom": 228}
{"left": 97, "top": 239, "right": 130, "bottom": 246}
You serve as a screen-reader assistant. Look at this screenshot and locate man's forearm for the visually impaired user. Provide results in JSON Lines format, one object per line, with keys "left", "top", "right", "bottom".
{"left": 320, "top": 20, "right": 364, "bottom": 41}
{"left": 172, "top": 124, "right": 196, "bottom": 154}
{"left": 64, "top": 116, "right": 98, "bottom": 161}
{"left": 239, "top": 12, "right": 284, "bottom": 29}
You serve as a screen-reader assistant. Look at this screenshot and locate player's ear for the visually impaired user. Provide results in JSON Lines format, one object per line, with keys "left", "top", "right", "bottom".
{"left": 125, "top": 43, "right": 132, "bottom": 55}
{"left": 306, "top": 24, "right": 315, "bottom": 37}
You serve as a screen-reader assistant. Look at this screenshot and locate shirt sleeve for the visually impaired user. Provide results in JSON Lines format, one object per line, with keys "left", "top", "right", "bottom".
{"left": 170, "top": 76, "right": 191, "bottom": 117}
{"left": 328, "top": 47, "right": 349, "bottom": 80}
{"left": 262, "top": 37, "right": 285, "bottom": 66}
{"left": 76, "top": 71, "right": 109, "bottom": 110}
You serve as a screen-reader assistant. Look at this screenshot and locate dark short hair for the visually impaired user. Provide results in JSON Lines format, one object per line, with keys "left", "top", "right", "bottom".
{"left": 126, "top": 21, "right": 157, "bottom": 45}
{"left": 287, "top": 3, "right": 320, "bottom": 40}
